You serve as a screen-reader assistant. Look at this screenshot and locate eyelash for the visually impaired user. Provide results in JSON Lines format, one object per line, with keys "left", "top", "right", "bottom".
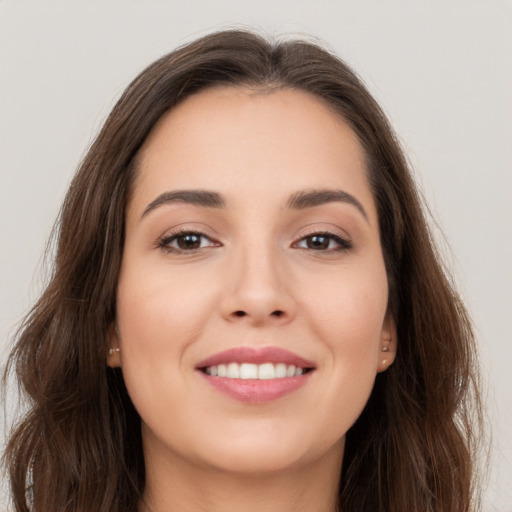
{"left": 157, "top": 229, "right": 219, "bottom": 254}
{"left": 156, "top": 229, "right": 352, "bottom": 254}
{"left": 293, "top": 230, "right": 352, "bottom": 252}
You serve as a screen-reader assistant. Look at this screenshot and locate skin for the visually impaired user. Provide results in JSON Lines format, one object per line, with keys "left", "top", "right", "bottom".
{"left": 108, "top": 87, "right": 396, "bottom": 512}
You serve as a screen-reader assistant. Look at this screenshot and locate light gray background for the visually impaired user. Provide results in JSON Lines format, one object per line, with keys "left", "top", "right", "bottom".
{"left": 1, "top": 1, "right": 510, "bottom": 510}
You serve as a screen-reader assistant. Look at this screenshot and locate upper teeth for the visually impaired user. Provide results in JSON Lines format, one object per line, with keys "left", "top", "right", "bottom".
{"left": 205, "top": 362, "right": 304, "bottom": 379}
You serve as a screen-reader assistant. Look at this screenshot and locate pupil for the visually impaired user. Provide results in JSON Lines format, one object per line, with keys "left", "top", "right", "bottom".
{"left": 178, "top": 234, "right": 200, "bottom": 249}
{"left": 308, "top": 235, "right": 329, "bottom": 250}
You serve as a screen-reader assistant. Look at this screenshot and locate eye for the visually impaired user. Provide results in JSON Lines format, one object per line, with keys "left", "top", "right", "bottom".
{"left": 294, "top": 232, "right": 351, "bottom": 252}
{"left": 158, "top": 230, "right": 219, "bottom": 253}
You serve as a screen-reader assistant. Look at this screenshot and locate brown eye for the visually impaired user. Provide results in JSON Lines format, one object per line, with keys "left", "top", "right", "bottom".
{"left": 176, "top": 233, "right": 202, "bottom": 250}
{"left": 159, "top": 231, "right": 219, "bottom": 253}
{"left": 295, "top": 232, "right": 352, "bottom": 252}
{"left": 306, "top": 235, "right": 330, "bottom": 250}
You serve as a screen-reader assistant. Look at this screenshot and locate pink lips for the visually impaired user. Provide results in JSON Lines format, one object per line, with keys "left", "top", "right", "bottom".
{"left": 196, "top": 346, "right": 315, "bottom": 369}
{"left": 196, "top": 347, "right": 315, "bottom": 404}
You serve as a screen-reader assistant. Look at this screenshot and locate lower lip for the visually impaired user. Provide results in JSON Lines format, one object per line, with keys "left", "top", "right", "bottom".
{"left": 198, "top": 372, "right": 313, "bottom": 403}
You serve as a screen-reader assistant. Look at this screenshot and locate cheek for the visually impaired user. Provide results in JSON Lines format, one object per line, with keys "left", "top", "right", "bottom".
{"left": 114, "top": 265, "right": 218, "bottom": 406}
{"left": 306, "top": 298, "right": 383, "bottom": 445}
{"left": 299, "top": 263, "right": 388, "bottom": 398}
{"left": 302, "top": 263, "right": 388, "bottom": 347}
{"left": 116, "top": 264, "right": 216, "bottom": 350}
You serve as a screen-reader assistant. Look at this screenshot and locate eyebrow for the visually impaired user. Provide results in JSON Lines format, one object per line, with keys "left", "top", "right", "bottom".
{"left": 141, "top": 188, "right": 368, "bottom": 222}
{"left": 286, "top": 189, "right": 368, "bottom": 222}
{"left": 141, "top": 190, "right": 225, "bottom": 218}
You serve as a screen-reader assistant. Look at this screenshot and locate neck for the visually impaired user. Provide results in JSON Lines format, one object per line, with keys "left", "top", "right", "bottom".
{"left": 139, "top": 440, "right": 343, "bottom": 512}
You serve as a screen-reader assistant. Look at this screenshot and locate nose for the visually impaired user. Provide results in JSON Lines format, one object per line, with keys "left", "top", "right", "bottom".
{"left": 220, "top": 246, "right": 296, "bottom": 327}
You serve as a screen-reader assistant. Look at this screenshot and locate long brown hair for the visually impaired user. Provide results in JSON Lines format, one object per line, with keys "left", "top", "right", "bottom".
{"left": 3, "top": 29, "right": 483, "bottom": 512}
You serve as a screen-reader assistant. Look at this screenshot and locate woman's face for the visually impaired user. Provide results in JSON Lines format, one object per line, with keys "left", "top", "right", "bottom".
{"left": 111, "top": 87, "right": 395, "bottom": 475}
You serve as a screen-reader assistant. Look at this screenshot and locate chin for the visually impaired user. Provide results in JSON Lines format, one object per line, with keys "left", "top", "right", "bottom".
{"left": 183, "top": 420, "right": 345, "bottom": 476}
{"left": 199, "top": 441, "right": 316, "bottom": 475}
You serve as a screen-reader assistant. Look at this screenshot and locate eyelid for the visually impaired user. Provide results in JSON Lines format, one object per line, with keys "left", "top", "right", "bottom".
{"left": 156, "top": 227, "right": 222, "bottom": 253}
{"left": 291, "top": 227, "right": 353, "bottom": 252}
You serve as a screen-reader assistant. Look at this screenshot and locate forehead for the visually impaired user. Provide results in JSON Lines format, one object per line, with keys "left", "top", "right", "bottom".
{"left": 131, "top": 86, "right": 376, "bottom": 220}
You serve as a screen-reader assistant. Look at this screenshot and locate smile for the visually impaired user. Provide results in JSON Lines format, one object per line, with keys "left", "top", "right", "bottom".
{"left": 196, "top": 347, "right": 315, "bottom": 403}
{"left": 204, "top": 362, "right": 309, "bottom": 379}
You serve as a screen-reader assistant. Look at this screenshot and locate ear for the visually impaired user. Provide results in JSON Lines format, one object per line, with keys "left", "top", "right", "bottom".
{"left": 377, "top": 313, "right": 397, "bottom": 373}
{"left": 106, "top": 323, "right": 121, "bottom": 368}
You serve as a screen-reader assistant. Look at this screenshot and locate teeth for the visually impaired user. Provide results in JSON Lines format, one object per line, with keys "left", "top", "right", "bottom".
{"left": 240, "top": 363, "right": 258, "bottom": 379}
{"left": 227, "top": 362, "right": 239, "bottom": 378}
{"left": 258, "top": 363, "right": 275, "bottom": 380}
{"left": 275, "top": 363, "right": 287, "bottom": 378}
{"left": 204, "top": 362, "right": 309, "bottom": 379}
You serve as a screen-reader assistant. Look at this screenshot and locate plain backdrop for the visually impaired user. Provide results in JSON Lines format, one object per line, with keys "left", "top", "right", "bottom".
{"left": 1, "top": 1, "right": 511, "bottom": 510}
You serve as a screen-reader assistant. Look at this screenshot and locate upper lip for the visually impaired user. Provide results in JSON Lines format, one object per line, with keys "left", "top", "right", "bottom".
{"left": 195, "top": 346, "right": 315, "bottom": 369}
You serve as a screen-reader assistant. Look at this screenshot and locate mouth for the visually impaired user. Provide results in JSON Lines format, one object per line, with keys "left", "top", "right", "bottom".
{"left": 195, "top": 347, "right": 316, "bottom": 403}
{"left": 201, "top": 362, "right": 313, "bottom": 379}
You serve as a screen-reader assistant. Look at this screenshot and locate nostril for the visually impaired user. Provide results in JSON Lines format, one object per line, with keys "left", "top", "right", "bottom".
{"left": 234, "top": 311, "right": 246, "bottom": 317}
{"left": 271, "top": 310, "right": 284, "bottom": 317}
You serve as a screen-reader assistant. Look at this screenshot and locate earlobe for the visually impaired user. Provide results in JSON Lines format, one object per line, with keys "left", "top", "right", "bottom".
{"left": 106, "top": 324, "right": 121, "bottom": 368}
{"left": 377, "top": 315, "right": 397, "bottom": 373}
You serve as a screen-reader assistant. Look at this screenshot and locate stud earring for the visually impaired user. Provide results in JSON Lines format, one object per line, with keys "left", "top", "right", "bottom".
{"left": 381, "top": 338, "right": 391, "bottom": 365}
{"left": 108, "top": 348, "right": 120, "bottom": 356}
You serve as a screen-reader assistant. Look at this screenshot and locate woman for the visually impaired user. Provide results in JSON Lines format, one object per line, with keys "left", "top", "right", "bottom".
{"left": 3, "top": 29, "right": 483, "bottom": 512}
